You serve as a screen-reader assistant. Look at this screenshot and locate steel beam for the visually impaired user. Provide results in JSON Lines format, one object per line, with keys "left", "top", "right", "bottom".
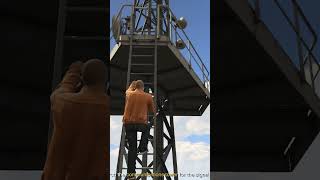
{"left": 48, "top": 0, "right": 67, "bottom": 149}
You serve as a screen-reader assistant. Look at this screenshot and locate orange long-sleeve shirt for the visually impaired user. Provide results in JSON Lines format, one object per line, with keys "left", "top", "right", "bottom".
{"left": 123, "top": 89, "right": 156, "bottom": 124}
{"left": 42, "top": 62, "right": 110, "bottom": 180}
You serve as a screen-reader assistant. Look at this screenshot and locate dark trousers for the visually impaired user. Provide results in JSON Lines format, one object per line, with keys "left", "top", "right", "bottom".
{"left": 125, "top": 123, "right": 151, "bottom": 175}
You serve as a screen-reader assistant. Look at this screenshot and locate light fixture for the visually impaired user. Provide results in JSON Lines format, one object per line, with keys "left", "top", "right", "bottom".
{"left": 176, "top": 17, "right": 187, "bottom": 29}
{"left": 176, "top": 39, "right": 186, "bottom": 49}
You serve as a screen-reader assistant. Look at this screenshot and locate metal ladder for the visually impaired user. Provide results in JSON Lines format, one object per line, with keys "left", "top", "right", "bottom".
{"left": 115, "top": 38, "right": 178, "bottom": 179}
{"left": 115, "top": 36, "right": 158, "bottom": 180}
{"left": 115, "top": 2, "right": 178, "bottom": 178}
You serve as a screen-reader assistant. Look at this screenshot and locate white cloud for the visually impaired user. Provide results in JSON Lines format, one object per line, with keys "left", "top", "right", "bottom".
{"left": 176, "top": 141, "right": 210, "bottom": 179}
{"left": 185, "top": 117, "right": 210, "bottom": 135}
{"left": 173, "top": 105, "right": 210, "bottom": 140}
{"left": 110, "top": 147, "right": 120, "bottom": 175}
{"left": 176, "top": 141, "right": 210, "bottom": 161}
{"left": 110, "top": 116, "right": 123, "bottom": 146}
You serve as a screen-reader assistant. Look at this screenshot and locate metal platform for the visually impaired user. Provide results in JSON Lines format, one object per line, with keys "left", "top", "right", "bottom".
{"left": 110, "top": 35, "right": 210, "bottom": 116}
{"left": 213, "top": 0, "right": 320, "bottom": 172}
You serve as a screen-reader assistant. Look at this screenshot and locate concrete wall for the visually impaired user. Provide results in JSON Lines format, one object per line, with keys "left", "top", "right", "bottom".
{"left": 214, "top": 133, "right": 320, "bottom": 180}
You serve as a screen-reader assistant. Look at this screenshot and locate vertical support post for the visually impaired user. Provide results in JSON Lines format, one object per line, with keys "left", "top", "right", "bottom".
{"left": 48, "top": 0, "right": 67, "bottom": 149}
{"left": 174, "top": 26, "right": 177, "bottom": 44}
{"left": 165, "top": 0, "right": 170, "bottom": 37}
{"left": 169, "top": 97, "right": 178, "bottom": 180}
{"left": 116, "top": 13, "right": 121, "bottom": 43}
{"left": 308, "top": 55, "right": 315, "bottom": 90}
{"left": 293, "top": 3, "right": 305, "bottom": 82}
{"left": 142, "top": 148, "right": 148, "bottom": 180}
{"left": 254, "top": 0, "right": 260, "bottom": 23}
{"left": 157, "top": 0, "right": 163, "bottom": 38}
{"left": 116, "top": 128, "right": 126, "bottom": 180}
{"left": 141, "top": 133, "right": 148, "bottom": 180}
{"left": 169, "top": 9, "right": 172, "bottom": 42}
{"left": 202, "top": 64, "right": 205, "bottom": 84}
{"left": 141, "top": 118, "right": 148, "bottom": 180}
{"left": 117, "top": 3, "right": 136, "bottom": 180}
{"left": 155, "top": 112, "right": 164, "bottom": 180}
{"left": 133, "top": 0, "right": 137, "bottom": 33}
{"left": 188, "top": 40, "right": 191, "bottom": 67}
{"left": 157, "top": 4, "right": 160, "bottom": 38}
{"left": 153, "top": 25, "right": 164, "bottom": 180}
{"left": 126, "top": 4, "right": 135, "bottom": 89}
{"left": 148, "top": 0, "right": 152, "bottom": 35}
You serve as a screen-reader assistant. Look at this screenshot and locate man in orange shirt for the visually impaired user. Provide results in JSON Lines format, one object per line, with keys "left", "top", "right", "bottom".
{"left": 123, "top": 80, "right": 156, "bottom": 179}
{"left": 42, "top": 59, "right": 110, "bottom": 180}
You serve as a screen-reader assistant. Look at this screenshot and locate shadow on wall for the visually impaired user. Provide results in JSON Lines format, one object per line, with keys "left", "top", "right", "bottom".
{"left": 214, "top": 132, "right": 320, "bottom": 180}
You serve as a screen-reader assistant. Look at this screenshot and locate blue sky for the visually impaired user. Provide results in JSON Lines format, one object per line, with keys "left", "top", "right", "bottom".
{"left": 110, "top": 1, "right": 210, "bottom": 178}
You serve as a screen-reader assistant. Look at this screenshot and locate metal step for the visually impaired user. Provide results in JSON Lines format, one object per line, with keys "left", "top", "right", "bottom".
{"left": 131, "top": 63, "right": 154, "bottom": 66}
{"left": 137, "top": 153, "right": 153, "bottom": 155}
{"left": 123, "top": 152, "right": 154, "bottom": 156}
{"left": 137, "top": 139, "right": 154, "bottom": 141}
{"left": 130, "top": 73, "right": 154, "bottom": 76}
{"left": 122, "top": 167, "right": 153, "bottom": 170}
{"left": 132, "top": 39, "right": 156, "bottom": 42}
{"left": 133, "top": 46, "right": 155, "bottom": 49}
{"left": 132, "top": 54, "right": 154, "bottom": 58}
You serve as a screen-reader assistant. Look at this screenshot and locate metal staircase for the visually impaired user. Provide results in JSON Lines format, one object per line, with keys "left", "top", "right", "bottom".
{"left": 116, "top": 27, "right": 159, "bottom": 179}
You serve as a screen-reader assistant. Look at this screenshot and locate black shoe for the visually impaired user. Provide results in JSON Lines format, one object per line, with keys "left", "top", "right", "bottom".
{"left": 138, "top": 148, "right": 148, "bottom": 154}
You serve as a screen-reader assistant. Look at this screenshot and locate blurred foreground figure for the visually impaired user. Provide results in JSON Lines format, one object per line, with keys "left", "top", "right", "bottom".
{"left": 42, "top": 59, "right": 110, "bottom": 180}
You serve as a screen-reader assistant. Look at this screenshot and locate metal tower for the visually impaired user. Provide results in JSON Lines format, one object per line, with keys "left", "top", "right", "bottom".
{"left": 110, "top": 0, "right": 210, "bottom": 179}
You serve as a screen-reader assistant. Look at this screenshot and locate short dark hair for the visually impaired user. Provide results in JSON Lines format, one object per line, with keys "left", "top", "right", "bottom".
{"left": 81, "top": 59, "right": 107, "bottom": 86}
{"left": 135, "top": 80, "right": 144, "bottom": 89}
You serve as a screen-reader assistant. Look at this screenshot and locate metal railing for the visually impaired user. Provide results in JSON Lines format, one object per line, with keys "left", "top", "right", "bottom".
{"left": 165, "top": 7, "right": 210, "bottom": 88}
{"left": 110, "top": 4, "right": 210, "bottom": 89}
{"left": 249, "top": 0, "right": 320, "bottom": 95}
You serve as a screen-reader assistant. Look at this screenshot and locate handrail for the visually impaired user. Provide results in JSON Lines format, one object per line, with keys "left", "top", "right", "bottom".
{"left": 166, "top": 7, "right": 210, "bottom": 85}
{"left": 250, "top": 0, "right": 320, "bottom": 92}
{"left": 110, "top": 4, "right": 210, "bottom": 88}
{"left": 109, "top": 4, "right": 132, "bottom": 42}
{"left": 273, "top": 0, "right": 317, "bottom": 59}
{"left": 171, "top": 24, "right": 210, "bottom": 84}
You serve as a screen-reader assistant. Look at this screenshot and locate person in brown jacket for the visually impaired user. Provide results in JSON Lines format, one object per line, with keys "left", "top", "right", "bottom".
{"left": 42, "top": 59, "right": 110, "bottom": 180}
{"left": 122, "top": 80, "right": 156, "bottom": 179}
